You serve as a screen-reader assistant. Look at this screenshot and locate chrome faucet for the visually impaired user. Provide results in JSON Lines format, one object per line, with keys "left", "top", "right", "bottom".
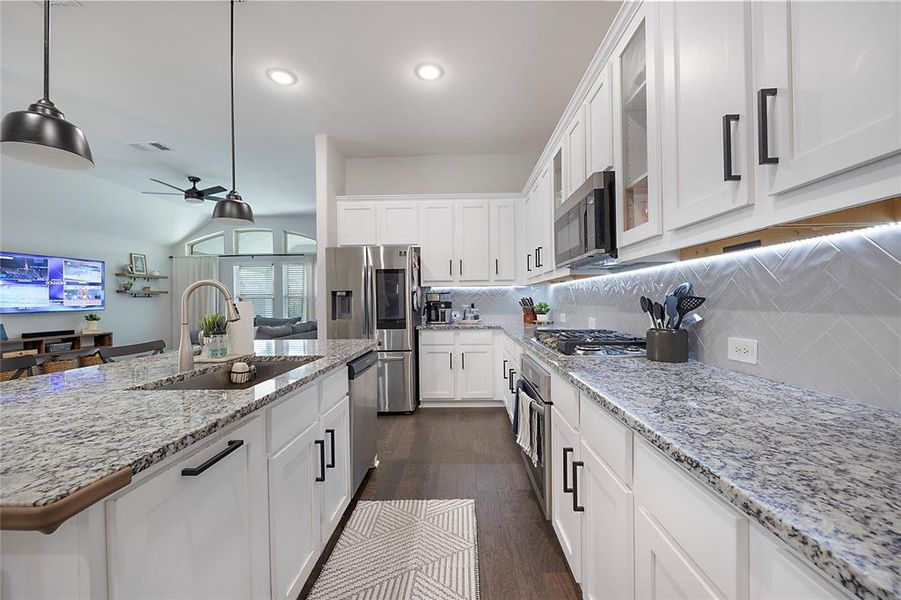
{"left": 178, "top": 279, "right": 241, "bottom": 372}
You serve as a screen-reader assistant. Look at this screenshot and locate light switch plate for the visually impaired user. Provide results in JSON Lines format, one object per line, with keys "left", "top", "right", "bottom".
{"left": 559, "top": 312, "right": 567, "bottom": 323}
{"left": 588, "top": 317, "right": 597, "bottom": 328}
{"left": 728, "top": 337, "right": 758, "bottom": 364}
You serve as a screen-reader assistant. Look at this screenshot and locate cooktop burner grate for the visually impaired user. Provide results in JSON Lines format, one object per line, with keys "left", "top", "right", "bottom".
{"left": 534, "top": 328, "right": 646, "bottom": 357}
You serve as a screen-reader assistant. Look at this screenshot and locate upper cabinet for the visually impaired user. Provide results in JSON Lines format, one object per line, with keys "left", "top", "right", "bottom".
{"left": 336, "top": 202, "right": 378, "bottom": 246}
{"left": 660, "top": 1, "right": 754, "bottom": 230}
{"left": 454, "top": 200, "right": 491, "bottom": 282}
{"left": 586, "top": 63, "right": 614, "bottom": 173}
{"left": 490, "top": 199, "right": 517, "bottom": 282}
{"left": 755, "top": 1, "right": 901, "bottom": 196}
{"left": 376, "top": 202, "right": 420, "bottom": 245}
{"left": 612, "top": 2, "right": 663, "bottom": 248}
{"left": 420, "top": 201, "right": 456, "bottom": 285}
{"left": 337, "top": 200, "right": 419, "bottom": 246}
{"left": 564, "top": 105, "right": 588, "bottom": 199}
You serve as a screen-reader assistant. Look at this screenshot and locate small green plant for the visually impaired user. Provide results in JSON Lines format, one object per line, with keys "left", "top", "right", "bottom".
{"left": 84, "top": 313, "right": 101, "bottom": 321}
{"left": 199, "top": 313, "right": 228, "bottom": 336}
{"left": 534, "top": 302, "right": 550, "bottom": 315}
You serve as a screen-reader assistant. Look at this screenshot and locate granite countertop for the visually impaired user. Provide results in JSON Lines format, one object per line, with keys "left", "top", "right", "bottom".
{"left": 418, "top": 322, "right": 507, "bottom": 330}
{"left": 430, "top": 321, "right": 900, "bottom": 600}
{"left": 0, "top": 338, "right": 376, "bottom": 509}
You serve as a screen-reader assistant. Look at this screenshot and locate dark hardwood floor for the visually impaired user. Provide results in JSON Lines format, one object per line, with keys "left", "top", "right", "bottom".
{"left": 357, "top": 407, "right": 580, "bottom": 600}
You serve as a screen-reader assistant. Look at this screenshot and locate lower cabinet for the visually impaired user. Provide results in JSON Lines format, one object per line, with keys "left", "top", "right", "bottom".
{"left": 457, "top": 344, "right": 494, "bottom": 398}
{"left": 550, "top": 408, "right": 582, "bottom": 582}
{"left": 749, "top": 526, "right": 847, "bottom": 600}
{"left": 419, "top": 330, "right": 497, "bottom": 405}
{"left": 107, "top": 417, "right": 270, "bottom": 600}
{"left": 319, "top": 397, "right": 351, "bottom": 542}
{"left": 419, "top": 343, "right": 456, "bottom": 399}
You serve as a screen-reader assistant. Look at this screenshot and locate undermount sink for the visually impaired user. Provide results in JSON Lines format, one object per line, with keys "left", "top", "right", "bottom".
{"left": 140, "top": 357, "right": 322, "bottom": 391}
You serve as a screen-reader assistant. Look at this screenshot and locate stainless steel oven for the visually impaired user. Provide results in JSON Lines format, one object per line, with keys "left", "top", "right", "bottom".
{"left": 554, "top": 171, "right": 616, "bottom": 268}
{"left": 520, "top": 354, "right": 552, "bottom": 519}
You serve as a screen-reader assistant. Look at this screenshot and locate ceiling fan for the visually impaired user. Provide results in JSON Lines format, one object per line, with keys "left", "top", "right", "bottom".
{"left": 142, "top": 176, "right": 227, "bottom": 204}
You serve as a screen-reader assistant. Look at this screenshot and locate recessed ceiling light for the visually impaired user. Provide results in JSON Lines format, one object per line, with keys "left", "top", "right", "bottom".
{"left": 415, "top": 63, "right": 444, "bottom": 81}
{"left": 266, "top": 68, "right": 297, "bottom": 86}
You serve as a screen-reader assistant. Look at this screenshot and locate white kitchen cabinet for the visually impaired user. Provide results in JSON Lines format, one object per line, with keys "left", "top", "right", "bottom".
{"left": 107, "top": 417, "right": 269, "bottom": 600}
{"left": 319, "top": 396, "right": 351, "bottom": 544}
{"left": 564, "top": 105, "right": 587, "bottom": 199}
{"left": 490, "top": 199, "right": 517, "bottom": 282}
{"left": 550, "top": 408, "right": 582, "bottom": 582}
{"left": 336, "top": 202, "right": 378, "bottom": 246}
{"left": 756, "top": 1, "right": 901, "bottom": 197}
{"left": 749, "top": 525, "right": 848, "bottom": 600}
{"left": 457, "top": 343, "right": 494, "bottom": 399}
{"left": 376, "top": 202, "right": 419, "bottom": 245}
{"left": 525, "top": 162, "right": 554, "bottom": 281}
{"left": 420, "top": 201, "right": 456, "bottom": 285}
{"left": 268, "top": 420, "right": 322, "bottom": 600}
{"left": 612, "top": 1, "right": 663, "bottom": 248}
{"left": 454, "top": 200, "right": 491, "bottom": 282}
{"left": 496, "top": 336, "right": 521, "bottom": 418}
{"left": 661, "top": 1, "right": 754, "bottom": 230}
{"left": 587, "top": 63, "right": 614, "bottom": 174}
{"left": 419, "top": 330, "right": 496, "bottom": 405}
{"left": 419, "top": 344, "right": 455, "bottom": 400}
{"left": 635, "top": 506, "right": 723, "bottom": 600}
{"left": 580, "top": 440, "right": 634, "bottom": 600}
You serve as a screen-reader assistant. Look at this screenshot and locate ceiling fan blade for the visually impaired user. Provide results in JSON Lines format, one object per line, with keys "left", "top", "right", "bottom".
{"left": 199, "top": 185, "right": 227, "bottom": 196}
{"left": 142, "top": 191, "right": 183, "bottom": 196}
{"left": 149, "top": 178, "right": 186, "bottom": 193}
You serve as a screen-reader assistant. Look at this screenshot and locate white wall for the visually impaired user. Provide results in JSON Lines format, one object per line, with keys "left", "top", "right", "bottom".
{"left": 172, "top": 214, "right": 317, "bottom": 256}
{"left": 0, "top": 213, "right": 172, "bottom": 347}
{"left": 315, "top": 135, "right": 346, "bottom": 338}
{"left": 344, "top": 152, "right": 535, "bottom": 195}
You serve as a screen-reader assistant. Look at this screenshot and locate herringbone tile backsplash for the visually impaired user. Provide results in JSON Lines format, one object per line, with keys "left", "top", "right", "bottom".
{"left": 440, "top": 224, "right": 901, "bottom": 411}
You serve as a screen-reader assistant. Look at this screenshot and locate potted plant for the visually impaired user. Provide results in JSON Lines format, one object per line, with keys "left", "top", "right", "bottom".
{"left": 199, "top": 313, "right": 229, "bottom": 358}
{"left": 534, "top": 302, "right": 551, "bottom": 323}
{"left": 84, "top": 313, "right": 101, "bottom": 332}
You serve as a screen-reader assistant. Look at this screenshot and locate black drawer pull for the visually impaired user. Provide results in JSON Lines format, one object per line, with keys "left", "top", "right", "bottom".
{"left": 495, "top": 258, "right": 499, "bottom": 275}
{"left": 502, "top": 359, "right": 508, "bottom": 379}
{"left": 572, "top": 460, "right": 585, "bottom": 512}
{"left": 723, "top": 114, "right": 741, "bottom": 181}
{"left": 563, "top": 447, "right": 574, "bottom": 493}
{"left": 508, "top": 368, "right": 516, "bottom": 393}
{"left": 181, "top": 440, "right": 244, "bottom": 477}
{"left": 461, "top": 352, "right": 465, "bottom": 370}
{"left": 315, "top": 439, "right": 326, "bottom": 482}
{"left": 527, "top": 254, "right": 532, "bottom": 272}
{"left": 757, "top": 88, "right": 778, "bottom": 165}
{"left": 326, "top": 429, "right": 336, "bottom": 469}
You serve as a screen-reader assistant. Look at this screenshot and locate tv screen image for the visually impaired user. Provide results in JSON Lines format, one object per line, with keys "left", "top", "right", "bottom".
{"left": 0, "top": 252, "right": 105, "bottom": 314}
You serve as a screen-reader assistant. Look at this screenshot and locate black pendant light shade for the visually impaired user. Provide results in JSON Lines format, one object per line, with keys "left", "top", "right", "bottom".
{"left": 0, "top": 1, "right": 93, "bottom": 169}
{"left": 213, "top": 0, "right": 254, "bottom": 223}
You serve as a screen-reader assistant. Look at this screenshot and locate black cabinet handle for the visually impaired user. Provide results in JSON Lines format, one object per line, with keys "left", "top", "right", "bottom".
{"left": 449, "top": 259, "right": 453, "bottom": 276}
{"left": 461, "top": 352, "right": 465, "bottom": 370}
{"left": 527, "top": 254, "right": 532, "bottom": 272}
{"left": 449, "top": 352, "right": 453, "bottom": 369}
{"left": 315, "top": 439, "right": 326, "bottom": 482}
{"left": 495, "top": 258, "right": 499, "bottom": 275}
{"left": 508, "top": 368, "right": 516, "bottom": 393}
{"left": 563, "top": 447, "right": 574, "bottom": 493}
{"left": 181, "top": 440, "right": 244, "bottom": 477}
{"left": 502, "top": 359, "right": 508, "bottom": 379}
{"left": 325, "top": 429, "right": 336, "bottom": 469}
{"left": 459, "top": 259, "right": 463, "bottom": 275}
{"left": 723, "top": 114, "right": 741, "bottom": 181}
{"left": 537, "top": 246, "right": 543, "bottom": 268}
{"left": 757, "top": 88, "right": 778, "bottom": 165}
{"left": 572, "top": 460, "right": 585, "bottom": 512}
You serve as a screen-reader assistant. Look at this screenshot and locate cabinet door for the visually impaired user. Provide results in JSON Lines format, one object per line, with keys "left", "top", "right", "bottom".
{"left": 490, "top": 199, "right": 517, "bottom": 282}
{"left": 536, "top": 161, "right": 554, "bottom": 276}
{"left": 524, "top": 183, "right": 538, "bottom": 278}
{"left": 337, "top": 202, "right": 378, "bottom": 246}
{"left": 564, "top": 105, "right": 587, "bottom": 198}
{"left": 587, "top": 63, "right": 614, "bottom": 173}
{"left": 268, "top": 421, "right": 323, "bottom": 600}
{"left": 419, "top": 344, "right": 455, "bottom": 399}
{"left": 455, "top": 200, "right": 491, "bottom": 282}
{"left": 456, "top": 344, "right": 495, "bottom": 399}
{"left": 749, "top": 526, "right": 846, "bottom": 600}
{"left": 377, "top": 202, "right": 419, "bottom": 245}
{"left": 635, "top": 507, "right": 723, "bottom": 600}
{"left": 107, "top": 418, "right": 268, "bottom": 600}
{"left": 550, "top": 412, "right": 582, "bottom": 582}
{"left": 758, "top": 1, "right": 901, "bottom": 196}
{"left": 320, "top": 397, "right": 351, "bottom": 544}
{"left": 613, "top": 2, "right": 664, "bottom": 248}
{"left": 661, "top": 1, "right": 753, "bottom": 230}
{"left": 419, "top": 202, "right": 455, "bottom": 285}
{"left": 580, "top": 441, "right": 634, "bottom": 600}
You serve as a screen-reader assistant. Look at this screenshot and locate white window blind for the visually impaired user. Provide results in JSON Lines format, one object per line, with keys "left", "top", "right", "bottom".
{"left": 283, "top": 262, "right": 309, "bottom": 320}
{"left": 233, "top": 264, "right": 275, "bottom": 317}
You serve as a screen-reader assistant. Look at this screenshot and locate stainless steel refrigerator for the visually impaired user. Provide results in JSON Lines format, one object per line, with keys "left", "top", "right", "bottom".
{"left": 326, "top": 245, "right": 421, "bottom": 413}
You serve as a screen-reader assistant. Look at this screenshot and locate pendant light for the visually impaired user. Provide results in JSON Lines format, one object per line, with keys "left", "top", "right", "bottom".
{"left": 213, "top": 0, "right": 255, "bottom": 224}
{"left": 0, "top": 1, "right": 93, "bottom": 169}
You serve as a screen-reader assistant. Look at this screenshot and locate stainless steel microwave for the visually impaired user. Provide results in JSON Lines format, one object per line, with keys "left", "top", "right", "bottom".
{"left": 554, "top": 171, "right": 616, "bottom": 268}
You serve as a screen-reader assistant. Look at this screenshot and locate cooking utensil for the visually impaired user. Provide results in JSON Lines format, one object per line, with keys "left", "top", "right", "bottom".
{"left": 680, "top": 313, "right": 703, "bottom": 328}
{"left": 640, "top": 296, "right": 656, "bottom": 328}
{"left": 670, "top": 282, "right": 693, "bottom": 299}
{"left": 664, "top": 294, "right": 679, "bottom": 329}
{"left": 674, "top": 296, "right": 706, "bottom": 329}
{"left": 652, "top": 302, "right": 665, "bottom": 329}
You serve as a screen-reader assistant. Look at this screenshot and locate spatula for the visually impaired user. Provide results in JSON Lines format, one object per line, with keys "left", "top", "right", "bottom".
{"left": 674, "top": 296, "right": 706, "bottom": 329}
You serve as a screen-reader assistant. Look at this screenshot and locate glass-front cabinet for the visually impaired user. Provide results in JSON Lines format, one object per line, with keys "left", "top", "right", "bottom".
{"left": 613, "top": 2, "right": 662, "bottom": 249}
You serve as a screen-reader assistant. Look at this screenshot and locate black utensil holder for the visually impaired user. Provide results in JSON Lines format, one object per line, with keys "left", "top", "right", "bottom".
{"left": 646, "top": 328, "right": 689, "bottom": 363}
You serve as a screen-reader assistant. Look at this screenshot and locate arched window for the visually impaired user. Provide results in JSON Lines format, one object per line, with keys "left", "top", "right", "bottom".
{"left": 235, "top": 229, "right": 274, "bottom": 254}
{"left": 284, "top": 230, "right": 316, "bottom": 254}
{"left": 186, "top": 232, "right": 224, "bottom": 256}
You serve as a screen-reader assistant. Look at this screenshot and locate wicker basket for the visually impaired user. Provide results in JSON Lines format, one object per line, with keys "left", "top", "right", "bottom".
{"left": 80, "top": 353, "right": 104, "bottom": 367}
{"left": 0, "top": 370, "right": 27, "bottom": 382}
{"left": 41, "top": 358, "right": 79, "bottom": 374}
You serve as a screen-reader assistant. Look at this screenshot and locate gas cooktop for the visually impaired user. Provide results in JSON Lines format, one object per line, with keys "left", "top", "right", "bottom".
{"left": 533, "top": 328, "right": 647, "bottom": 357}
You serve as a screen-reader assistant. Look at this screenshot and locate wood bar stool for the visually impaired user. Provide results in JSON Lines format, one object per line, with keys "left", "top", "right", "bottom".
{"left": 98, "top": 340, "right": 166, "bottom": 363}
{"left": 0, "top": 356, "right": 38, "bottom": 381}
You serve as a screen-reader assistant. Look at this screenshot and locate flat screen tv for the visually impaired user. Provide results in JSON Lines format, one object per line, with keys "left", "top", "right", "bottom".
{"left": 0, "top": 251, "right": 105, "bottom": 314}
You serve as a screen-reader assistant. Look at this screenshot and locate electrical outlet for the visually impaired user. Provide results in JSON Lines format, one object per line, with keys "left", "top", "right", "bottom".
{"left": 559, "top": 312, "right": 567, "bottom": 323}
{"left": 588, "top": 317, "right": 597, "bottom": 328}
{"left": 728, "top": 337, "right": 758, "bottom": 365}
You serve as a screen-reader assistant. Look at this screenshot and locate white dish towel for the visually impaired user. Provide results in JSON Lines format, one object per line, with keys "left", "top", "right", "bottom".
{"left": 516, "top": 385, "right": 540, "bottom": 466}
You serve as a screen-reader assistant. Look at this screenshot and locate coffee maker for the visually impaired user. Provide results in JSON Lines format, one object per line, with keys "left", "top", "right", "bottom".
{"left": 425, "top": 292, "right": 453, "bottom": 324}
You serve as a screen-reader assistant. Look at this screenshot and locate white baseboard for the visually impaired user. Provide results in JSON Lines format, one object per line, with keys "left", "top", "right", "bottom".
{"left": 419, "top": 400, "right": 504, "bottom": 409}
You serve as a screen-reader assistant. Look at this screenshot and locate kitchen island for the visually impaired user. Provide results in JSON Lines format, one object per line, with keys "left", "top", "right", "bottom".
{"left": 0, "top": 338, "right": 376, "bottom": 599}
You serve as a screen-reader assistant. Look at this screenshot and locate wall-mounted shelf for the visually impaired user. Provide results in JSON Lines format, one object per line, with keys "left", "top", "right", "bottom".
{"left": 114, "top": 273, "right": 168, "bottom": 280}
{"left": 116, "top": 289, "right": 168, "bottom": 297}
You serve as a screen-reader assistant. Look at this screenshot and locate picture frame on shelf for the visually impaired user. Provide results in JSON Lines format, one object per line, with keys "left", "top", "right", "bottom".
{"left": 129, "top": 253, "right": 147, "bottom": 275}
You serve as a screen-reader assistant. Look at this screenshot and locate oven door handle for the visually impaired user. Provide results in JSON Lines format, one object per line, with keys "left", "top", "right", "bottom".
{"left": 562, "top": 447, "right": 574, "bottom": 493}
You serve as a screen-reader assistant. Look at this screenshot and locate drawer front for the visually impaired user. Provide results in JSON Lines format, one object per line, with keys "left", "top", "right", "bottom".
{"left": 320, "top": 368, "right": 349, "bottom": 414}
{"left": 420, "top": 330, "right": 455, "bottom": 345}
{"left": 551, "top": 369, "right": 579, "bottom": 431}
{"left": 269, "top": 384, "right": 319, "bottom": 452}
{"left": 635, "top": 439, "right": 748, "bottom": 600}
{"left": 455, "top": 330, "right": 493, "bottom": 345}
{"left": 580, "top": 396, "right": 633, "bottom": 486}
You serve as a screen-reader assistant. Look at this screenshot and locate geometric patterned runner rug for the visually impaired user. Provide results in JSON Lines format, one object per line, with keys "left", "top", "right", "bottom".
{"left": 308, "top": 499, "right": 480, "bottom": 600}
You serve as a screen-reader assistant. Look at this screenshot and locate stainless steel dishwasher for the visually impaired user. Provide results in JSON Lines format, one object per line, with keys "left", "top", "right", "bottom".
{"left": 348, "top": 351, "right": 378, "bottom": 494}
